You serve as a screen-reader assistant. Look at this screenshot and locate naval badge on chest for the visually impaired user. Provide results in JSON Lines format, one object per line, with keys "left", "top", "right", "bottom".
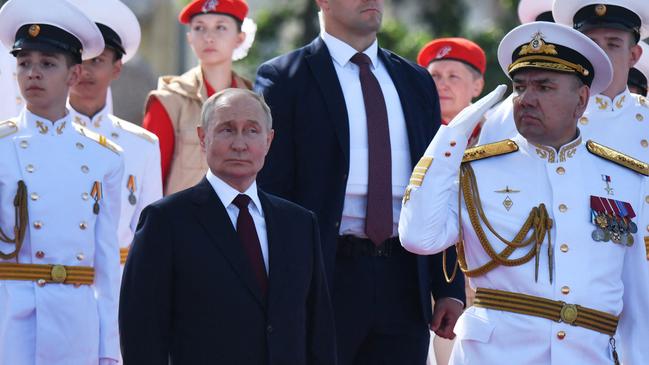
{"left": 590, "top": 195, "right": 637, "bottom": 246}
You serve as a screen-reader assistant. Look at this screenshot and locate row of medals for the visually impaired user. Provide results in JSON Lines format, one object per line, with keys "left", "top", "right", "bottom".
{"left": 591, "top": 212, "right": 636, "bottom": 246}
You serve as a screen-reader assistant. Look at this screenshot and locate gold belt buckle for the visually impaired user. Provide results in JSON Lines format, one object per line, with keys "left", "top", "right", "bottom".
{"left": 560, "top": 302, "right": 579, "bottom": 324}
{"left": 50, "top": 265, "right": 67, "bottom": 283}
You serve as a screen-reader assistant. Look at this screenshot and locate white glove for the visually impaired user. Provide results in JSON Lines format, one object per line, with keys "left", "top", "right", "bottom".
{"left": 447, "top": 84, "right": 508, "bottom": 140}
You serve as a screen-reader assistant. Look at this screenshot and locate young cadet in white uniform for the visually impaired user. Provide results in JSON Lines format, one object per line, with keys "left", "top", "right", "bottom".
{"left": 399, "top": 21, "right": 649, "bottom": 365}
{"left": 476, "top": 0, "right": 554, "bottom": 145}
{"left": 68, "top": 0, "right": 162, "bottom": 267}
{"left": 0, "top": 1, "right": 123, "bottom": 364}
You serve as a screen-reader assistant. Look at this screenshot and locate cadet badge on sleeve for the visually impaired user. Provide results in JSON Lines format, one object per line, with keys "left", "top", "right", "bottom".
{"left": 590, "top": 196, "right": 637, "bottom": 246}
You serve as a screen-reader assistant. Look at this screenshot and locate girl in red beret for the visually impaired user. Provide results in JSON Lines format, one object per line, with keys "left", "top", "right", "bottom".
{"left": 143, "top": 0, "right": 255, "bottom": 195}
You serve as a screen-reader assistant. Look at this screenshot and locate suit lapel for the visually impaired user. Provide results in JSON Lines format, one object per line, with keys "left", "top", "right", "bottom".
{"left": 258, "top": 191, "right": 289, "bottom": 307}
{"left": 305, "top": 38, "right": 350, "bottom": 166}
{"left": 191, "top": 179, "right": 266, "bottom": 307}
{"left": 379, "top": 49, "right": 424, "bottom": 167}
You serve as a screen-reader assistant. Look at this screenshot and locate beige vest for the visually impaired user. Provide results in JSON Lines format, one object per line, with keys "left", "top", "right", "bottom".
{"left": 146, "top": 66, "right": 252, "bottom": 195}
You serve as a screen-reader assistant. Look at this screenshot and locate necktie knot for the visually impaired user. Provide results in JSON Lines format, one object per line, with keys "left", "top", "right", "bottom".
{"left": 350, "top": 52, "right": 372, "bottom": 68}
{"left": 233, "top": 194, "right": 251, "bottom": 210}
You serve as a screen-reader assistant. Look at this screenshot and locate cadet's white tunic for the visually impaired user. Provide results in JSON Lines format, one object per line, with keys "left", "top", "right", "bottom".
{"left": 0, "top": 110, "right": 123, "bottom": 364}
{"left": 70, "top": 105, "right": 162, "bottom": 256}
{"left": 399, "top": 126, "right": 649, "bottom": 364}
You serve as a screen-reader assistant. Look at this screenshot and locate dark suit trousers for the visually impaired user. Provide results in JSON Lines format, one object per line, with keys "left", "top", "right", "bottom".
{"left": 333, "top": 237, "right": 429, "bottom": 365}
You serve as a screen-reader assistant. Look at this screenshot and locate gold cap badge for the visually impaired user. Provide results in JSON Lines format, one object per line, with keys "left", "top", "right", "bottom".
{"left": 28, "top": 24, "right": 40, "bottom": 38}
{"left": 595, "top": 4, "right": 607, "bottom": 16}
{"left": 519, "top": 32, "right": 557, "bottom": 56}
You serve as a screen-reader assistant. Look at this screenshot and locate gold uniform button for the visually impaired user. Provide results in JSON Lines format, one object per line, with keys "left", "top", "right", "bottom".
{"left": 646, "top": 224, "right": 649, "bottom": 232}
{"left": 636, "top": 113, "right": 644, "bottom": 122}
{"left": 642, "top": 140, "right": 648, "bottom": 148}
{"left": 645, "top": 196, "right": 649, "bottom": 204}
{"left": 76, "top": 142, "right": 84, "bottom": 150}
{"left": 444, "top": 151, "right": 451, "bottom": 157}
{"left": 33, "top": 221, "right": 43, "bottom": 229}
{"left": 560, "top": 244, "right": 569, "bottom": 253}
{"left": 579, "top": 117, "right": 588, "bottom": 125}
{"left": 559, "top": 204, "right": 568, "bottom": 212}
{"left": 35, "top": 251, "right": 45, "bottom": 259}
{"left": 19, "top": 140, "right": 29, "bottom": 149}
{"left": 82, "top": 192, "right": 90, "bottom": 201}
{"left": 557, "top": 331, "right": 566, "bottom": 340}
{"left": 76, "top": 253, "right": 85, "bottom": 261}
{"left": 30, "top": 192, "right": 39, "bottom": 201}
{"left": 79, "top": 222, "right": 88, "bottom": 230}
{"left": 556, "top": 167, "right": 565, "bottom": 175}
{"left": 81, "top": 165, "right": 89, "bottom": 173}
{"left": 450, "top": 140, "right": 457, "bottom": 147}
{"left": 561, "top": 286, "right": 570, "bottom": 294}
{"left": 26, "top": 164, "right": 35, "bottom": 173}
{"left": 37, "top": 279, "right": 46, "bottom": 287}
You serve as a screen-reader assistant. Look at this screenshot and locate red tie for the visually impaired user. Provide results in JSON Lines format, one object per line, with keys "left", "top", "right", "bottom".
{"left": 350, "top": 53, "right": 393, "bottom": 246}
{"left": 232, "top": 194, "right": 268, "bottom": 295}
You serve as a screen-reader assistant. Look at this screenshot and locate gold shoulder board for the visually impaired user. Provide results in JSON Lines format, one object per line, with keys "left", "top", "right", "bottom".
{"left": 115, "top": 119, "right": 158, "bottom": 144}
{"left": 462, "top": 139, "right": 518, "bottom": 163}
{"left": 73, "top": 123, "right": 123, "bottom": 155}
{"left": 586, "top": 140, "right": 649, "bottom": 176}
{"left": 0, "top": 119, "right": 18, "bottom": 139}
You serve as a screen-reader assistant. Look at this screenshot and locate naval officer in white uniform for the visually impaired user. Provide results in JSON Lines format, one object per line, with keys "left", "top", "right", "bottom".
{"left": 399, "top": 21, "right": 649, "bottom": 365}
{"left": 68, "top": 0, "right": 162, "bottom": 267}
{"left": 0, "top": 0, "right": 123, "bottom": 364}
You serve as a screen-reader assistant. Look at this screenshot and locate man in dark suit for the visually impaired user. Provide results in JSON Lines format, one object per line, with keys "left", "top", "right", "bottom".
{"left": 254, "top": 1, "right": 465, "bottom": 364}
{"left": 119, "top": 88, "right": 336, "bottom": 365}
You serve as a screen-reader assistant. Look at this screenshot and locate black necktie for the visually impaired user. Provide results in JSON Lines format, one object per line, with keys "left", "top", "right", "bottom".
{"left": 350, "top": 52, "right": 393, "bottom": 246}
{"left": 232, "top": 194, "right": 267, "bottom": 295}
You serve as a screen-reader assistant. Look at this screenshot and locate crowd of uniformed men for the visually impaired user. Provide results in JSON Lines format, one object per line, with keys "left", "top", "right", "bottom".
{"left": 0, "top": 0, "right": 648, "bottom": 364}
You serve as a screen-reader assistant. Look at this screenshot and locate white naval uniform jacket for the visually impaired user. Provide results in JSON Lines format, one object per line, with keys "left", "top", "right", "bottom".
{"left": 0, "top": 110, "right": 123, "bottom": 364}
{"left": 70, "top": 105, "right": 162, "bottom": 261}
{"left": 399, "top": 126, "right": 649, "bottom": 365}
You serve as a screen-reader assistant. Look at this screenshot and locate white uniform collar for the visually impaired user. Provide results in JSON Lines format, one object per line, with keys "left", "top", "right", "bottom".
{"left": 590, "top": 88, "right": 632, "bottom": 112}
{"left": 21, "top": 108, "right": 72, "bottom": 136}
{"left": 514, "top": 131, "right": 583, "bottom": 164}
{"left": 68, "top": 102, "right": 111, "bottom": 132}
{"left": 321, "top": 31, "right": 379, "bottom": 70}
{"left": 206, "top": 169, "right": 264, "bottom": 217}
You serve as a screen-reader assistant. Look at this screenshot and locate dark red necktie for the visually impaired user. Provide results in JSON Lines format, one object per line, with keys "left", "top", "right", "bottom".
{"left": 232, "top": 194, "right": 268, "bottom": 295}
{"left": 350, "top": 52, "right": 393, "bottom": 246}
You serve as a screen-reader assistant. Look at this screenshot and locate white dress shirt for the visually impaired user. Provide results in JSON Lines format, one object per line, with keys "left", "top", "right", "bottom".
{"left": 320, "top": 31, "right": 411, "bottom": 238}
{"left": 206, "top": 170, "right": 269, "bottom": 273}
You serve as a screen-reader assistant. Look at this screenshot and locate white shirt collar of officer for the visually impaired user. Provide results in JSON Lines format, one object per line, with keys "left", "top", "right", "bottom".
{"left": 206, "top": 169, "right": 264, "bottom": 218}
{"left": 590, "top": 87, "right": 632, "bottom": 112}
{"left": 514, "top": 131, "right": 583, "bottom": 164}
{"left": 21, "top": 108, "right": 72, "bottom": 136}
{"left": 321, "top": 30, "right": 379, "bottom": 70}
{"left": 68, "top": 102, "right": 111, "bottom": 132}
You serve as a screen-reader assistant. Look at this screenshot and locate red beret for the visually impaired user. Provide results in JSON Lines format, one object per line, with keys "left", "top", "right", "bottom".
{"left": 417, "top": 37, "right": 487, "bottom": 75}
{"left": 178, "top": 0, "right": 248, "bottom": 24}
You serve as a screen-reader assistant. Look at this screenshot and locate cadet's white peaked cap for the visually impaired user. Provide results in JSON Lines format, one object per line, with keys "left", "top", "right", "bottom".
{"left": 67, "top": 0, "right": 141, "bottom": 63}
{"left": 518, "top": 0, "right": 554, "bottom": 24}
{"left": 553, "top": 0, "right": 649, "bottom": 40}
{"left": 0, "top": 0, "right": 104, "bottom": 62}
{"left": 498, "top": 22, "right": 613, "bottom": 95}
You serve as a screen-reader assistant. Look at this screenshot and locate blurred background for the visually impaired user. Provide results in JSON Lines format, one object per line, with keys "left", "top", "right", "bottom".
{"left": 0, "top": 0, "right": 523, "bottom": 123}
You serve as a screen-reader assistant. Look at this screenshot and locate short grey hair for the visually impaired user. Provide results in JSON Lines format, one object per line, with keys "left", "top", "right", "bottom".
{"left": 200, "top": 88, "right": 273, "bottom": 130}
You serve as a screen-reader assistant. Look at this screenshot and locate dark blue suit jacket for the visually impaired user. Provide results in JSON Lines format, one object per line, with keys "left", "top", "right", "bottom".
{"left": 119, "top": 178, "right": 336, "bottom": 365}
{"left": 254, "top": 37, "right": 465, "bottom": 324}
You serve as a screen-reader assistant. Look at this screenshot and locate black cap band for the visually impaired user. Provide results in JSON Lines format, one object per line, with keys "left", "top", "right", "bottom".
{"left": 509, "top": 38, "right": 595, "bottom": 86}
{"left": 628, "top": 68, "right": 648, "bottom": 95}
{"left": 535, "top": 11, "right": 555, "bottom": 23}
{"left": 11, "top": 24, "right": 82, "bottom": 63}
{"left": 573, "top": 4, "right": 641, "bottom": 42}
{"left": 96, "top": 23, "right": 125, "bottom": 58}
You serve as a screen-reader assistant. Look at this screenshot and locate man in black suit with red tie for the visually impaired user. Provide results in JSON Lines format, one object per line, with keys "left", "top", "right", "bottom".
{"left": 254, "top": 0, "right": 465, "bottom": 364}
{"left": 119, "top": 88, "right": 336, "bottom": 365}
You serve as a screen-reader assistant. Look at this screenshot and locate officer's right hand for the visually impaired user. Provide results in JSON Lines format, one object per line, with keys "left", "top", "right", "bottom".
{"left": 447, "top": 84, "right": 507, "bottom": 139}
